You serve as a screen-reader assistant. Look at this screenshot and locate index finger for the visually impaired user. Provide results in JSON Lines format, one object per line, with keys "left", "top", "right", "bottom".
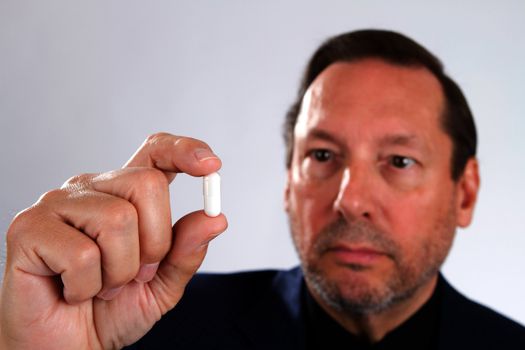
{"left": 124, "top": 133, "right": 222, "bottom": 181}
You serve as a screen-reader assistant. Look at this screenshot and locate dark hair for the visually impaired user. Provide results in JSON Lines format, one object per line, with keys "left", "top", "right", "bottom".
{"left": 283, "top": 29, "right": 477, "bottom": 181}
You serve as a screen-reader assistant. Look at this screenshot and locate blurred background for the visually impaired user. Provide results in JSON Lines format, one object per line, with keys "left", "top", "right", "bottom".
{"left": 1, "top": 0, "right": 524, "bottom": 324}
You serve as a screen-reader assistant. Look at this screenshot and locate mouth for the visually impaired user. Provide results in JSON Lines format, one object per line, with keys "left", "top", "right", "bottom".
{"left": 325, "top": 244, "right": 388, "bottom": 266}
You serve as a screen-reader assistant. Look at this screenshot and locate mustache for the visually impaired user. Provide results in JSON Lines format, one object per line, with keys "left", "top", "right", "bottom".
{"left": 313, "top": 216, "right": 399, "bottom": 260}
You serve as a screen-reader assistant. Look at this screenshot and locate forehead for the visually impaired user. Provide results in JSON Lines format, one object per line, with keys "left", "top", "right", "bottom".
{"left": 295, "top": 59, "right": 446, "bottom": 145}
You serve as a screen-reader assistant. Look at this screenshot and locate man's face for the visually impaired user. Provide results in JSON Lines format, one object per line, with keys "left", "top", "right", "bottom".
{"left": 285, "top": 59, "right": 477, "bottom": 314}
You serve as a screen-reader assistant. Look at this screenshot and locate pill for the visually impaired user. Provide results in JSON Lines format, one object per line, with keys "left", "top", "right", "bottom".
{"left": 203, "top": 172, "right": 221, "bottom": 217}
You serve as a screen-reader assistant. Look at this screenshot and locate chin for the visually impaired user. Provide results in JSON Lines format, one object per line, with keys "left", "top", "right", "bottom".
{"left": 323, "top": 253, "right": 391, "bottom": 285}
{"left": 303, "top": 258, "right": 415, "bottom": 315}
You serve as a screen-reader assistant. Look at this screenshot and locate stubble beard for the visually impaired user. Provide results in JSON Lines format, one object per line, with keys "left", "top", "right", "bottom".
{"left": 289, "top": 210, "right": 456, "bottom": 316}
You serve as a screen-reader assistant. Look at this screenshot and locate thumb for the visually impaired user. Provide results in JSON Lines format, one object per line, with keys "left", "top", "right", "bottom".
{"left": 147, "top": 210, "right": 227, "bottom": 310}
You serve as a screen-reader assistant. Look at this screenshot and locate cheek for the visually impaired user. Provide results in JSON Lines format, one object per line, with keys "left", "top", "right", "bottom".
{"left": 288, "top": 175, "right": 341, "bottom": 253}
{"left": 289, "top": 175, "right": 341, "bottom": 229}
{"left": 386, "top": 186, "right": 456, "bottom": 259}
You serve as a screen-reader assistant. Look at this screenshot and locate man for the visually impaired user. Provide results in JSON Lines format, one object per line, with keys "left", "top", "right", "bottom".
{"left": 0, "top": 29, "right": 524, "bottom": 349}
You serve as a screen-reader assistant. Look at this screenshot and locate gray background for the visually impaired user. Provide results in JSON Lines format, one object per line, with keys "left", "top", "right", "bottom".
{"left": 1, "top": 0, "right": 524, "bottom": 325}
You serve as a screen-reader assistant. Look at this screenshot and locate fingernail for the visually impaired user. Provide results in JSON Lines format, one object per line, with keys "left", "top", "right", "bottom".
{"left": 98, "top": 286, "right": 124, "bottom": 300}
{"left": 194, "top": 148, "right": 218, "bottom": 161}
{"left": 134, "top": 262, "right": 160, "bottom": 283}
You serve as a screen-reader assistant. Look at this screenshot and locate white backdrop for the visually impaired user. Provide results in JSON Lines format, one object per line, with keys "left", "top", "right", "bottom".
{"left": 1, "top": 0, "right": 524, "bottom": 325}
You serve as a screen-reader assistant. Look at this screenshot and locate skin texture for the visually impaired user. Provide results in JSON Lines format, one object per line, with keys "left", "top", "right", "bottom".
{"left": 0, "top": 133, "right": 228, "bottom": 349}
{"left": 285, "top": 60, "right": 479, "bottom": 342}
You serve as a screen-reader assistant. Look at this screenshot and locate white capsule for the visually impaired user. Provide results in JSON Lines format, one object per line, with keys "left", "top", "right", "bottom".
{"left": 203, "top": 172, "right": 221, "bottom": 217}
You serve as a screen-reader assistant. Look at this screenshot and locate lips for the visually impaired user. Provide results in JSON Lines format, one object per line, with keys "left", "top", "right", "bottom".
{"left": 326, "top": 244, "right": 387, "bottom": 266}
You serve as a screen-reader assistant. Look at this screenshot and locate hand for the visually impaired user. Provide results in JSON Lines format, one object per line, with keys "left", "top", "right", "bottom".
{"left": 0, "top": 133, "right": 228, "bottom": 349}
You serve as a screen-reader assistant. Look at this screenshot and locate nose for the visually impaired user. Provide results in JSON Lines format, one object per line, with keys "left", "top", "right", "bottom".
{"left": 333, "top": 165, "right": 375, "bottom": 221}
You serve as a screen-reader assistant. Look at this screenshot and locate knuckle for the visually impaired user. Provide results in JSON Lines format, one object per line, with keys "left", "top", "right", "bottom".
{"left": 102, "top": 200, "right": 138, "bottom": 233}
{"left": 62, "top": 173, "right": 94, "bottom": 188}
{"left": 37, "top": 188, "right": 66, "bottom": 204}
{"left": 6, "top": 207, "right": 39, "bottom": 245}
{"left": 9, "top": 207, "right": 34, "bottom": 229}
{"left": 71, "top": 243, "right": 101, "bottom": 272}
{"left": 5, "top": 201, "right": 57, "bottom": 247}
{"left": 145, "top": 132, "right": 172, "bottom": 145}
{"left": 136, "top": 168, "right": 169, "bottom": 194}
{"left": 174, "top": 135, "right": 209, "bottom": 150}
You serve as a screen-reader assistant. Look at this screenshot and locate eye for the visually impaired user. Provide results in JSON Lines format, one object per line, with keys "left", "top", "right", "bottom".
{"left": 310, "top": 149, "right": 333, "bottom": 162}
{"left": 390, "top": 155, "right": 416, "bottom": 169}
{"left": 302, "top": 148, "right": 340, "bottom": 180}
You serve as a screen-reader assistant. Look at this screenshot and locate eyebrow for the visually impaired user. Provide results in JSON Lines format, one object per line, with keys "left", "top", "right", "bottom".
{"left": 307, "top": 129, "right": 428, "bottom": 151}
{"left": 306, "top": 129, "right": 347, "bottom": 149}
{"left": 378, "top": 134, "right": 426, "bottom": 150}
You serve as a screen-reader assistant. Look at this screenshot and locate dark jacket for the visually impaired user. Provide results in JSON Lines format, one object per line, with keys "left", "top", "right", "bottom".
{"left": 126, "top": 267, "right": 525, "bottom": 349}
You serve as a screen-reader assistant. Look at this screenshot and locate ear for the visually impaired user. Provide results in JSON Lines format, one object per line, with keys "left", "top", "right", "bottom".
{"left": 284, "top": 169, "right": 292, "bottom": 213}
{"left": 455, "top": 158, "right": 480, "bottom": 228}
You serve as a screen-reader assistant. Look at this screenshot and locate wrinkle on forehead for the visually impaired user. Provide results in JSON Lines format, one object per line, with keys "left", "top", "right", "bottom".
{"left": 294, "top": 59, "right": 446, "bottom": 151}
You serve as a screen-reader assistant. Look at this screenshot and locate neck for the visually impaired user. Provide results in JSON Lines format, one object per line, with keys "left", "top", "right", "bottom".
{"left": 310, "top": 275, "right": 439, "bottom": 343}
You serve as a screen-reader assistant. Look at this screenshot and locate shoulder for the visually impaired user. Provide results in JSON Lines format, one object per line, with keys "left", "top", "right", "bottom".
{"left": 439, "top": 275, "right": 525, "bottom": 349}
